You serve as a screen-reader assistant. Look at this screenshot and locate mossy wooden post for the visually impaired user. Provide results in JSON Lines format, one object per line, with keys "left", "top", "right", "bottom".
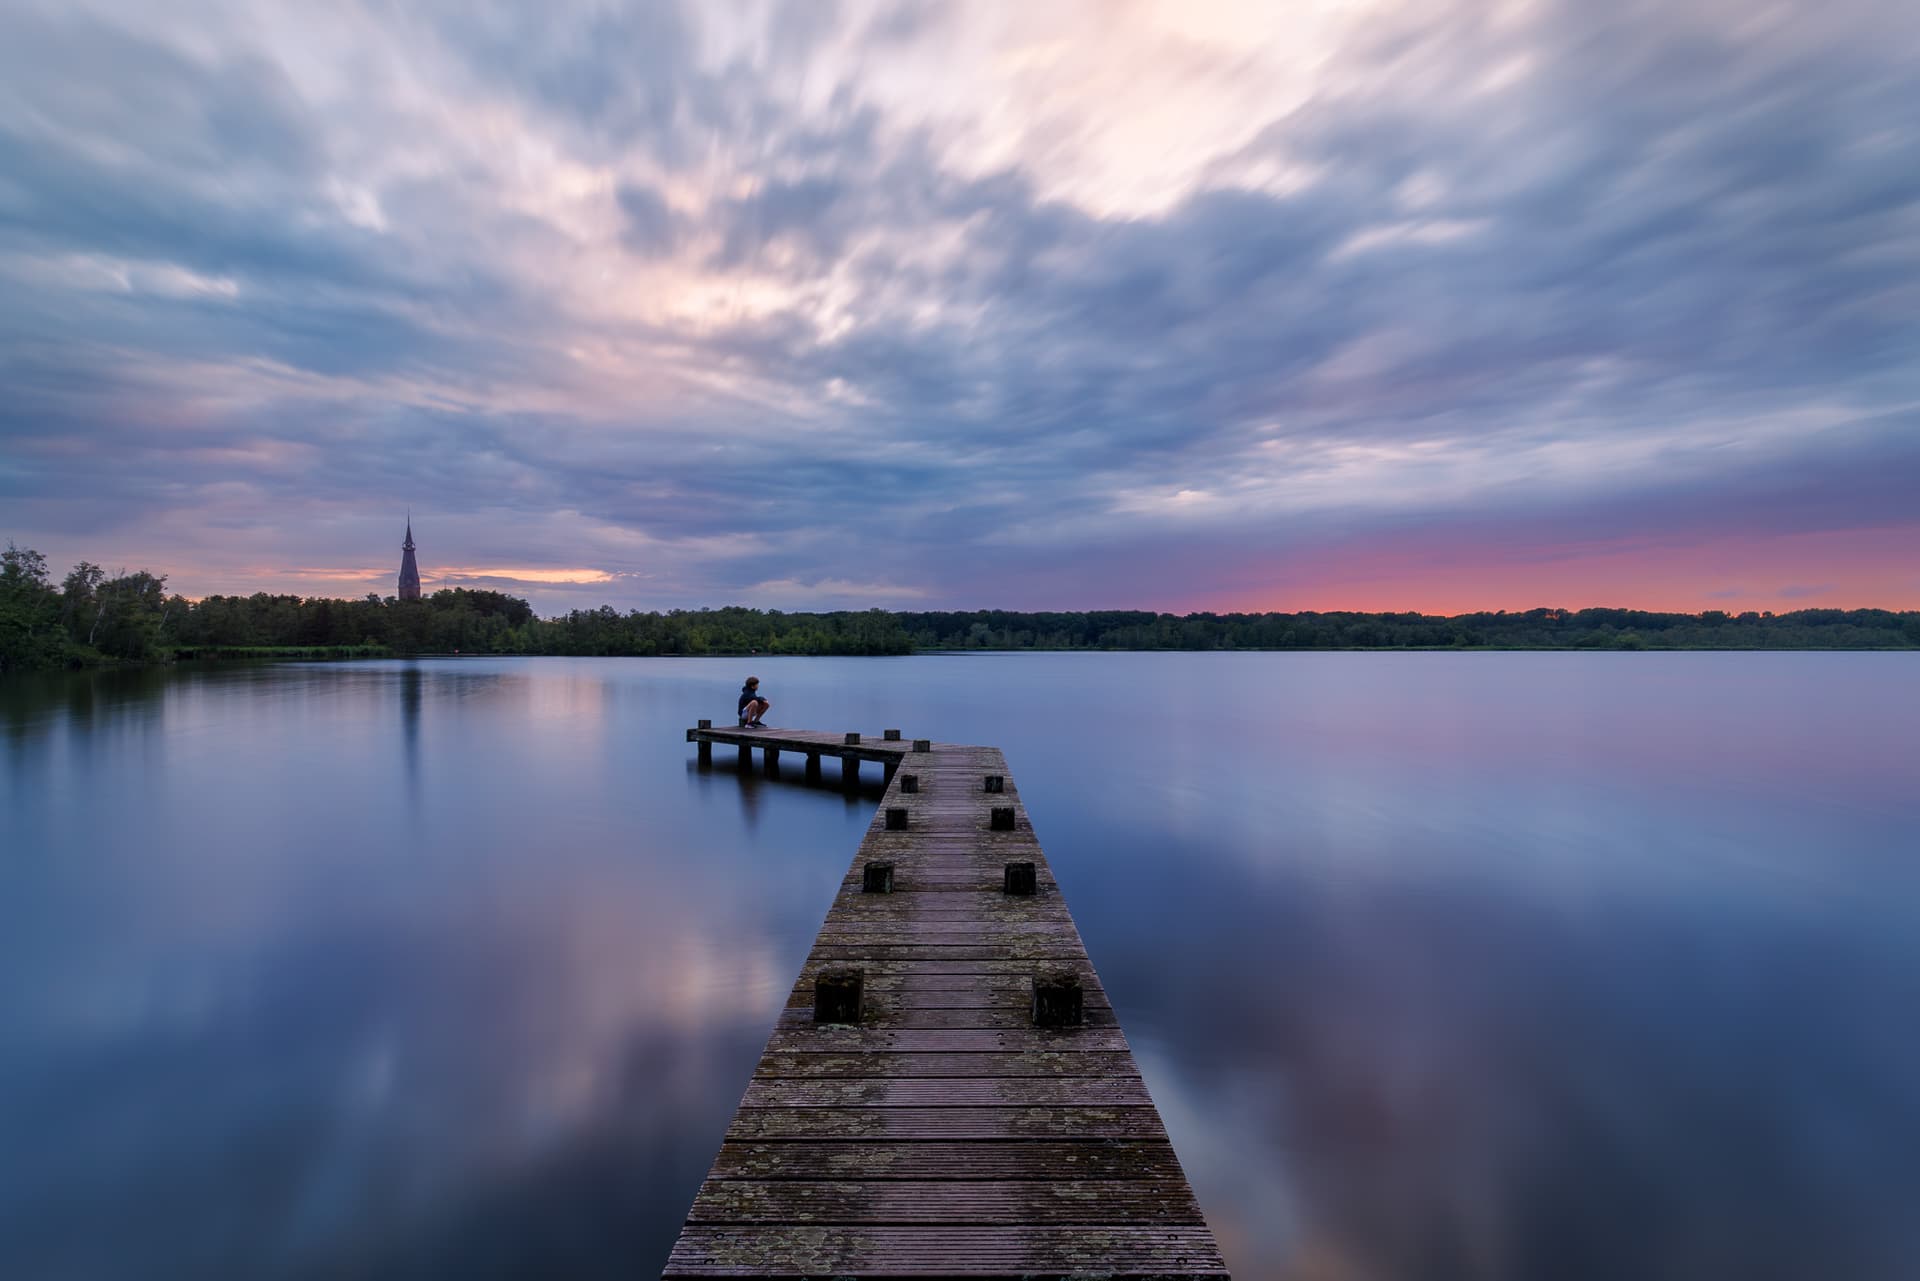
{"left": 813, "top": 968, "right": 864, "bottom": 1024}
{"left": 900, "top": 773, "right": 919, "bottom": 794}
{"left": 886, "top": 807, "right": 909, "bottom": 831}
{"left": 840, "top": 753, "right": 860, "bottom": 791}
{"left": 1004, "top": 860, "right": 1037, "bottom": 896}
{"left": 862, "top": 861, "right": 894, "bottom": 893}
{"left": 990, "top": 806, "right": 1016, "bottom": 831}
{"left": 1032, "top": 970, "right": 1083, "bottom": 1027}
{"left": 984, "top": 774, "right": 1005, "bottom": 793}
{"left": 804, "top": 752, "right": 821, "bottom": 784}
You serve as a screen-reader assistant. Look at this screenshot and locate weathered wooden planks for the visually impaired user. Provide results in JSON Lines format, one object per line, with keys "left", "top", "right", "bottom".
{"left": 666, "top": 1227, "right": 1228, "bottom": 1277}
{"left": 708, "top": 1141, "right": 1192, "bottom": 1181}
{"left": 667, "top": 729, "right": 1227, "bottom": 1279}
{"left": 740, "top": 1076, "right": 1152, "bottom": 1107}
{"left": 751, "top": 1051, "right": 1140, "bottom": 1079}
{"left": 686, "top": 1179, "right": 1203, "bottom": 1224}
{"left": 724, "top": 1106, "right": 1169, "bottom": 1141}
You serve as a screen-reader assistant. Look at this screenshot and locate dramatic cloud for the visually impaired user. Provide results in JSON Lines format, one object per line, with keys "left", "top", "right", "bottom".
{"left": 2, "top": 0, "right": 1916, "bottom": 612}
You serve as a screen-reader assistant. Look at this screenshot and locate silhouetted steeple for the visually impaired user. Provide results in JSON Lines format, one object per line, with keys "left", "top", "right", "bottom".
{"left": 398, "top": 515, "right": 421, "bottom": 600}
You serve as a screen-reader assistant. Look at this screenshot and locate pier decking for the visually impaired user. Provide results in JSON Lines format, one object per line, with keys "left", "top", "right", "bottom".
{"left": 666, "top": 724, "right": 1228, "bottom": 1279}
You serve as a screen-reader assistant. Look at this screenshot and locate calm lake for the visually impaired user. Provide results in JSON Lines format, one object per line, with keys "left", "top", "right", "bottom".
{"left": 2, "top": 653, "right": 1916, "bottom": 1280}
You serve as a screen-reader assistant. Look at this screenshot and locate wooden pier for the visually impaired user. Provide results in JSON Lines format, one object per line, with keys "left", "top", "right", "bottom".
{"left": 667, "top": 723, "right": 1228, "bottom": 1279}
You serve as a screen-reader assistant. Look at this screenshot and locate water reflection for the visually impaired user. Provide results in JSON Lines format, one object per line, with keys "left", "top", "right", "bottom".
{"left": 0, "top": 660, "right": 864, "bottom": 1280}
{"left": 685, "top": 740, "right": 893, "bottom": 827}
{"left": 399, "top": 665, "right": 422, "bottom": 799}
{"left": 0, "top": 654, "right": 1916, "bottom": 1280}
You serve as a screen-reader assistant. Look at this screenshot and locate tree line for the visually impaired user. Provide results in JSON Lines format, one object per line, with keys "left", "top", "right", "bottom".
{"left": 4, "top": 543, "right": 1916, "bottom": 674}
{"left": 895, "top": 607, "right": 1920, "bottom": 651}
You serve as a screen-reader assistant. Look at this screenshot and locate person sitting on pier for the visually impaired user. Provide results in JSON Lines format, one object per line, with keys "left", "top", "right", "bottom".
{"left": 738, "top": 676, "right": 770, "bottom": 728}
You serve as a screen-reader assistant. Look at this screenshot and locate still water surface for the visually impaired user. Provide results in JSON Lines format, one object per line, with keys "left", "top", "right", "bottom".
{"left": 2, "top": 654, "right": 1916, "bottom": 1280}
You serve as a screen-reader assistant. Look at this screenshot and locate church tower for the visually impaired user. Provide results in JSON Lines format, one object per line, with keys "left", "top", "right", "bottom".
{"left": 398, "top": 517, "right": 422, "bottom": 601}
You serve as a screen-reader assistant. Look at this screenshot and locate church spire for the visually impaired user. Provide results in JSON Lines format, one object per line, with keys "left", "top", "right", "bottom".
{"left": 398, "top": 514, "right": 422, "bottom": 600}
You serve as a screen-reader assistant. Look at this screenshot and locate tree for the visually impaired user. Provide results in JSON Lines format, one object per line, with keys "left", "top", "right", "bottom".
{"left": 91, "top": 570, "right": 169, "bottom": 660}
{"left": 60, "top": 561, "right": 106, "bottom": 648}
{"left": 1, "top": 543, "right": 68, "bottom": 671}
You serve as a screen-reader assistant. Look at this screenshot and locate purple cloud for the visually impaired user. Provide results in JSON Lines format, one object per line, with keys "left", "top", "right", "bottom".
{"left": 1, "top": 0, "right": 1916, "bottom": 612}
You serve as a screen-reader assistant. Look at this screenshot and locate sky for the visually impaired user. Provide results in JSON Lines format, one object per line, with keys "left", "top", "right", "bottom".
{"left": 1, "top": 0, "right": 1916, "bottom": 616}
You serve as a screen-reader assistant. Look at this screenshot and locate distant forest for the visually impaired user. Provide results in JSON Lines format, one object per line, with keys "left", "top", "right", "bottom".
{"left": 4, "top": 544, "right": 1917, "bottom": 673}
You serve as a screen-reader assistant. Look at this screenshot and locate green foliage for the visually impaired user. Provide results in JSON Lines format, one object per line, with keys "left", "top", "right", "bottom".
{"left": 154, "top": 583, "right": 911, "bottom": 657}
{"left": 894, "top": 606, "right": 1920, "bottom": 650}
{"left": 1, "top": 542, "right": 71, "bottom": 672}
{"left": 526, "top": 605, "right": 911, "bottom": 656}
{"left": 3, "top": 543, "right": 1917, "bottom": 673}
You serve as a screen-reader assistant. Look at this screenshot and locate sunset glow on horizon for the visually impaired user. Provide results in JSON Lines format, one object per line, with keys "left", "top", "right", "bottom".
{"left": 2, "top": 0, "right": 1916, "bottom": 615}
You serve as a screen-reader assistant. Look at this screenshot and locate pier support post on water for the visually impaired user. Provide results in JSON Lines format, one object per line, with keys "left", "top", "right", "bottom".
{"left": 763, "top": 747, "right": 780, "bottom": 776}
{"left": 886, "top": 807, "right": 909, "bottom": 831}
{"left": 900, "top": 773, "right": 919, "bottom": 793}
{"left": 804, "top": 753, "right": 821, "bottom": 783}
{"left": 884, "top": 728, "right": 901, "bottom": 741}
{"left": 863, "top": 861, "right": 893, "bottom": 893}
{"left": 1032, "top": 970, "right": 1084, "bottom": 1028}
{"left": 737, "top": 743, "right": 752, "bottom": 772}
{"left": 883, "top": 759, "right": 898, "bottom": 784}
{"left": 697, "top": 741, "right": 711, "bottom": 766}
{"left": 990, "top": 806, "right": 1016, "bottom": 831}
{"left": 1004, "top": 860, "right": 1037, "bottom": 896}
{"left": 984, "top": 774, "right": 1005, "bottom": 793}
{"left": 813, "top": 968, "right": 864, "bottom": 1023}
{"left": 840, "top": 754, "right": 860, "bottom": 790}
{"left": 912, "top": 738, "right": 931, "bottom": 753}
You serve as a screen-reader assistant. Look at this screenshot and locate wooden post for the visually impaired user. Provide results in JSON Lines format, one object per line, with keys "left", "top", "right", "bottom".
{"left": 863, "top": 861, "right": 894, "bottom": 893}
{"left": 697, "top": 741, "right": 712, "bottom": 766}
{"left": 841, "top": 754, "right": 860, "bottom": 789}
{"left": 814, "top": 968, "right": 864, "bottom": 1023}
{"left": 990, "top": 806, "right": 1015, "bottom": 831}
{"left": 737, "top": 743, "right": 751, "bottom": 772}
{"left": 883, "top": 728, "right": 901, "bottom": 741}
{"left": 845, "top": 731, "right": 862, "bottom": 745}
{"left": 763, "top": 747, "right": 780, "bottom": 776}
{"left": 805, "top": 753, "right": 821, "bottom": 783}
{"left": 900, "top": 774, "right": 919, "bottom": 794}
{"left": 886, "top": 807, "right": 909, "bottom": 831}
{"left": 697, "top": 719, "right": 712, "bottom": 729}
{"left": 1004, "top": 860, "right": 1037, "bottom": 896}
{"left": 1032, "top": 971, "right": 1083, "bottom": 1027}
{"left": 912, "top": 739, "right": 931, "bottom": 752}
{"left": 883, "top": 759, "right": 898, "bottom": 784}
{"left": 984, "top": 774, "right": 1005, "bottom": 793}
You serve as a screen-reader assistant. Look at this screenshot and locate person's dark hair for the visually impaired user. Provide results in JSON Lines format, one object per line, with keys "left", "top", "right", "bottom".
{"left": 745, "top": 676, "right": 759, "bottom": 686}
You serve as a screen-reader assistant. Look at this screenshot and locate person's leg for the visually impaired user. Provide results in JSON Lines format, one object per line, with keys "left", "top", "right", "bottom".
{"left": 753, "top": 699, "right": 771, "bottom": 724}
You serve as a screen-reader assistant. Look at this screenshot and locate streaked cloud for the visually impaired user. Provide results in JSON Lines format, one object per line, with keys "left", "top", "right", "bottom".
{"left": 1, "top": 0, "right": 1916, "bottom": 612}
